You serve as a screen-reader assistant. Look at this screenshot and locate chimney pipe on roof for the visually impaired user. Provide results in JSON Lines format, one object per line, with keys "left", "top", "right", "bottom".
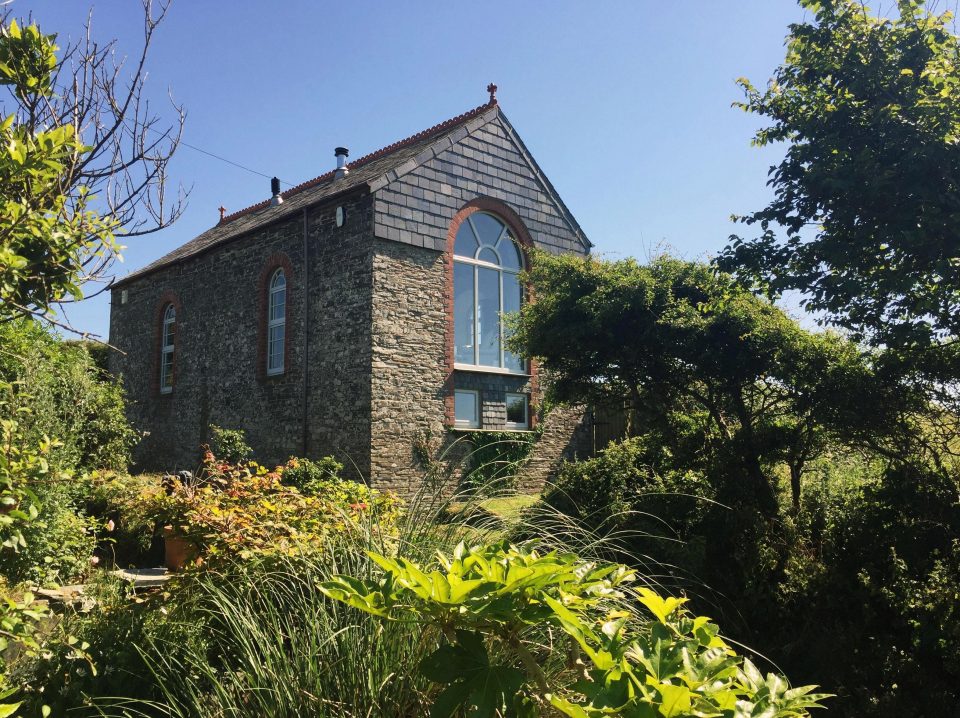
{"left": 334, "top": 147, "right": 349, "bottom": 179}
{"left": 270, "top": 177, "right": 283, "bottom": 206}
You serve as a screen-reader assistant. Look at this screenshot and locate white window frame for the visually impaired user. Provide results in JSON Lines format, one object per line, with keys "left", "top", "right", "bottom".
{"left": 159, "top": 304, "right": 175, "bottom": 394}
{"left": 454, "top": 389, "right": 481, "bottom": 429}
{"left": 504, "top": 392, "right": 529, "bottom": 430}
{"left": 266, "top": 269, "right": 286, "bottom": 376}
{"left": 453, "top": 213, "right": 526, "bottom": 374}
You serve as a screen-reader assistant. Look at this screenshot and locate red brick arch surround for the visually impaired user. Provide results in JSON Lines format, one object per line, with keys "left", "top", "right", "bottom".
{"left": 257, "top": 252, "right": 295, "bottom": 381}
{"left": 151, "top": 290, "right": 182, "bottom": 397}
{"left": 443, "top": 197, "right": 539, "bottom": 427}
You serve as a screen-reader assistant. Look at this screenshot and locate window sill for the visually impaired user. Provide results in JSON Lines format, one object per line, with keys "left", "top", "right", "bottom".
{"left": 453, "top": 363, "right": 530, "bottom": 377}
{"left": 448, "top": 426, "right": 534, "bottom": 434}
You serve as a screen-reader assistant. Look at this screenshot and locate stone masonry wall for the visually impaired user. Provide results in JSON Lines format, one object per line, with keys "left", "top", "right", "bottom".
{"left": 367, "top": 113, "right": 590, "bottom": 496}
{"left": 108, "top": 190, "right": 375, "bottom": 477}
{"left": 368, "top": 238, "right": 448, "bottom": 494}
{"left": 368, "top": 237, "right": 589, "bottom": 496}
{"left": 304, "top": 193, "right": 375, "bottom": 481}
{"left": 109, "top": 110, "right": 589, "bottom": 493}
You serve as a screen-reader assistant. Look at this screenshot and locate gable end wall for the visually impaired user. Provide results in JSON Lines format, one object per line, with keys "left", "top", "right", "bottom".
{"left": 369, "top": 116, "right": 590, "bottom": 494}
{"left": 372, "top": 116, "right": 585, "bottom": 255}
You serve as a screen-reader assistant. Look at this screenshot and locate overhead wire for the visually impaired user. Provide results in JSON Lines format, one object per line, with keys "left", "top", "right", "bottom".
{"left": 139, "top": 120, "right": 293, "bottom": 187}
{"left": 177, "top": 138, "right": 293, "bottom": 187}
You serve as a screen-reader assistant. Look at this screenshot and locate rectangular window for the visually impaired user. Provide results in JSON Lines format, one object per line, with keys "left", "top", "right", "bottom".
{"left": 267, "top": 323, "right": 285, "bottom": 375}
{"left": 502, "top": 273, "right": 524, "bottom": 373}
{"left": 269, "top": 293, "right": 285, "bottom": 322}
{"left": 455, "top": 389, "right": 480, "bottom": 428}
{"left": 159, "top": 350, "right": 174, "bottom": 394}
{"left": 454, "top": 262, "right": 475, "bottom": 363}
{"left": 477, "top": 266, "right": 500, "bottom": 366}
{"left": 505, "top": 393, "right": 528, "bottom": 429}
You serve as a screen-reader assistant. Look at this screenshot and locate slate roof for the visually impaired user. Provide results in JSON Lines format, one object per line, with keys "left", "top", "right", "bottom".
{"left": 116, "top": 98, "right": 589, "bottom": 286}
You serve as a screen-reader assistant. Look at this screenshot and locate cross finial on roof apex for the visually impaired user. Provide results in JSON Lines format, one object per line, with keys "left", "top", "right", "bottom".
{"left": 487, "top": 82, "right": 498, "bottom": 104}
{"left": 218, "top": 206, "right": 226, "bottom": 223}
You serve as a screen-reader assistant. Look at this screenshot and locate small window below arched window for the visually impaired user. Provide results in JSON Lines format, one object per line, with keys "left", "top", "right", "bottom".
{"left": 453, "top": 212, "right": 525, "bottom": 373}
{"left": 159, "top": 304, "right": 176, "bottom": 394}
{"left": 266, "top": 269, "right": 286, "bottom": 375}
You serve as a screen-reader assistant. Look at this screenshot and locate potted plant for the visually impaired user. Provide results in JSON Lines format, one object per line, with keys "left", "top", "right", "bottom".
{"left": 161, "top": 523, "right": 197, "bottom": 571}
{"left": 153, "top": 469, "right": 205, "bottom": 572}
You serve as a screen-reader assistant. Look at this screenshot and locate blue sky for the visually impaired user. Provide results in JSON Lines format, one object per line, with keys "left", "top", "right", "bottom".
{"left": 15, "top": 1, "right": 809, "bottom": 339}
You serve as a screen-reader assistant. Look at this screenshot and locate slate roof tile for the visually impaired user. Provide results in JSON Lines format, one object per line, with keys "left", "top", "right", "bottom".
{"left": 116, "top": 100, "right": 497, "bottom": 286}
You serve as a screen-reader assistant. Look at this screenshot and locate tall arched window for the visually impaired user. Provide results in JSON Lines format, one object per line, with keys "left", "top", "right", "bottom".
{"left": 453, "top": 212, "right": 525, "bottom": 372}
{"left": 266, "top": 268, "right": 286, "bottom": 375}
{"left": 159, "top": 304, "right": 176, "bottom": 394}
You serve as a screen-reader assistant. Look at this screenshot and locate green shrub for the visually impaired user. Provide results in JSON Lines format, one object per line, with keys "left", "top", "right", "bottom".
{"left": 145, "top": 453, "right": 402, "bottom": 564}
{"left": 14, "top": 572, "right": 204, "bottom": 714}
{"left": 764, "top": 460, "right": 960, "bottom": 716}
{"left": 0, "top": 319, "right": 136, "bottom": 473}
{"left": 3, "top": 490, "right": 97, "bottom": 586}
{"left": 543, "top": 436, "right": 960, "bottom": 716}
{"left": 280, "top": 455, "right": 344, "bottom": 494}
{"left": 208, "top": 425, "right": 252, "bottom": 464}
{"left": 85, "top": 471, "right": 166, "bottom": 566}
{"left": 320, "top": 541, "right": 828, "bottom": 717}
{"left": 16, "top": 487, "right": 496, "bottom": 716}
{"left": 461, "top": 430, "right": 539, "bottom": 492}
{"left": 543, "top": 436, "right": 714, "bottom": 561}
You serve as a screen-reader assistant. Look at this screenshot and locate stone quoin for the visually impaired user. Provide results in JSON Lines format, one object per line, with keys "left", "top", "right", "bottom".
{"left": 109, "top": 92, "right": 592, "bottom": 494}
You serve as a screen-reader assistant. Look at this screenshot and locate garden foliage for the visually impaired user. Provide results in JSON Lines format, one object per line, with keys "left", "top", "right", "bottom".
{"left": 543, "top": 434, "right": 960, "bottom": 716}
{"left": 151, "top": 449, "right": 400, "bottom": 563}
{"left": 0, "top": 319, "right": 136, "bottom": 474}
{"left": 320, "top": 541, "right": 828, "bottom": 717}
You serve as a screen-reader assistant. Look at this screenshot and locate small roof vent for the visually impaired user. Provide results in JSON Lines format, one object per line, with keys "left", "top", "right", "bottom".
{"left": 334, "top": 147, "right": 349, "bottom": 179}
{"left": 270, "top": 176, "right": 283, "bottom": 206}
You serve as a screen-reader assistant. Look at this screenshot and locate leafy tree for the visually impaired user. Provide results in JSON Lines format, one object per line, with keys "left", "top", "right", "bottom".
{"left": 717, "top": 0, "right": 960, "bottom": 350}
{"left": 512, "top": 253, "right": 878, "bottom": 514}
{"left": 0, "top": 2, "right": 183, "bottom": 327}
{"left": 516, "top": 255, "right": 960, "bottom": 715}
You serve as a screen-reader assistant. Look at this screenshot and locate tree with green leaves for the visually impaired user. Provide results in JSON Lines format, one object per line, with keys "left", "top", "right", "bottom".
{"left": 0, "top": 2, "right": 183, "bottom": 330}
{"left": 717, "top": 0, "right": 960, "bottom": 351}
{"left": 511, "top": 253, "right": 890, "bottom": 514}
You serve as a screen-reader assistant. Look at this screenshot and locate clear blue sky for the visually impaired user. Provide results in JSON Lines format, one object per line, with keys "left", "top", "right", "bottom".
{"left": 16, "top": 1, "right": 809, "bottom": 339}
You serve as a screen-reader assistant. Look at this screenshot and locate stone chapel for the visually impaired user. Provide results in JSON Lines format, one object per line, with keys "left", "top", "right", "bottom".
{"left": 109, "top": 88, "right": 592, "bottom": 493}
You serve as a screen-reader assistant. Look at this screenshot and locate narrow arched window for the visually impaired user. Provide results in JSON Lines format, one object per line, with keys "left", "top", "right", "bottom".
{"left": 266, "top": 268, "right": 286, "bottom": 375}
{"left": 453, "top": 212, "right": 525, "bottom": 372}
{"left": 159, "top": 304, "right": 176, "bottom": 394}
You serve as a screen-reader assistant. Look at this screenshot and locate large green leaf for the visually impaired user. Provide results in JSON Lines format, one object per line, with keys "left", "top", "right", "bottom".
{"left": 420, "top": 630, "right": 526, "bottom": 718}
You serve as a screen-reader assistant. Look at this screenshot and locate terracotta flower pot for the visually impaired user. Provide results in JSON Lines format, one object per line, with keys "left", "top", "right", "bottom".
{"left": 162, "top": 525, "right": 198, "bottom": 571}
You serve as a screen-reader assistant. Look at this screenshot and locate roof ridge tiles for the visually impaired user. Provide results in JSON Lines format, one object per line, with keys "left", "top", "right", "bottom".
{"left": 218, "top": 99, "right": 497, "bottom": 225}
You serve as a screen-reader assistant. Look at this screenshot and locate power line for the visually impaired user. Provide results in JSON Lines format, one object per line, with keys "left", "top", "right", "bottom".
{"left": 140, "top": 120, "right": 292, "bottom": 186}
{"left": 178, "top": 139, "right": 292, "bottom": 186}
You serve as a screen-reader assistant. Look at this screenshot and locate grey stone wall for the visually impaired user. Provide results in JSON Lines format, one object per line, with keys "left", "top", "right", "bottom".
{"left": 369, "top": 238, "right": 448, "bottom": 494}
{"left": 304, "top": 193, "right": 375, "bottom": 481}
{"left": 109, "top": 215, "right": 306, "bottom": 471}
{"left": 365, "top": 112, "right": 591, "bottom": 495}
{"left": 367, "top": 237, "right": 588, "bottom": 496}
{"left": 109, "top": 190, "right": 375, "bottom": 477}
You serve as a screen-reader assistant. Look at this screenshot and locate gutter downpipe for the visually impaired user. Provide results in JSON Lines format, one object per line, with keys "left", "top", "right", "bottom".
{"left": 301, "top": 207, "right": 309, "bottom": 456}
